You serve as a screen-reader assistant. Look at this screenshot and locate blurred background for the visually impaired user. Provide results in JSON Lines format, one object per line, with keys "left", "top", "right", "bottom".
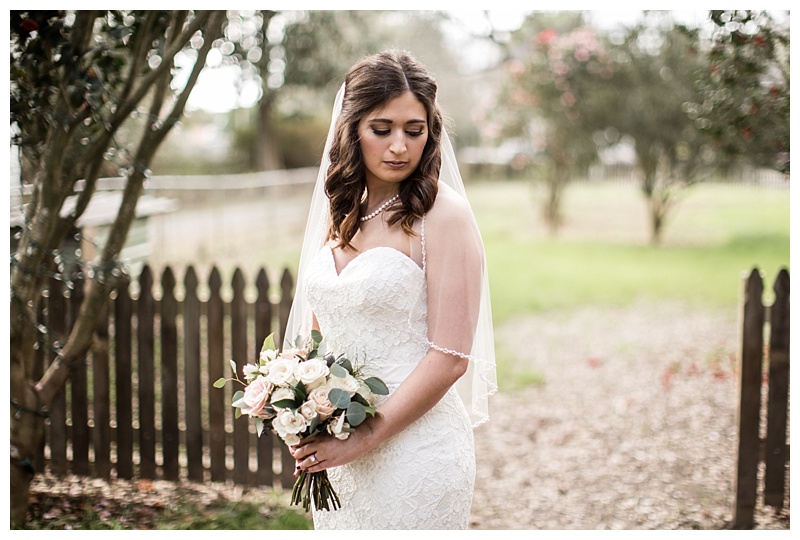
{"left": 128, "top": 10, "right": 789, "bottom": 304}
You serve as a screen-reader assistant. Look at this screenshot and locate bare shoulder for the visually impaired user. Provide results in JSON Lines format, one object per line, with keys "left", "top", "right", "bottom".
{"left": 425, "top": 182, "right": 472, "bottom": 231}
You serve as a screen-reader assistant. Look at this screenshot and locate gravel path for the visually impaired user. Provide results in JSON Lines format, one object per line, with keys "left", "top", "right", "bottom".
{"left": 470, "top": 301, "right": 789, "bottom": 530}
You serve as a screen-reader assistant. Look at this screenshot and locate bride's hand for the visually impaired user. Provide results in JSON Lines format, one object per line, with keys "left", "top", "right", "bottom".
{"left": 290, "top": 423, "right": 377, "bottom": 475}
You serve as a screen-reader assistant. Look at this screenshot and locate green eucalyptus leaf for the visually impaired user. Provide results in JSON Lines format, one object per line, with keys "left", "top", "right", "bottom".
{"left": 346, "top": 402, "right": 366, "bottom": 426}
{"left": 255, "top": 418, "right": 264, "bottom": 436}
{"left": 231, "top": 390, "right": 246, "bottom": 408}
{"left": 306, "top": 349, "right": 317, "bottom": 359}
{"left": 311, "top": 329, "right": 323, "bottom": 345}
{"left": 308, "top": 414, "right": 320, "bottom": 434}
{"left": 271, "top": 399, "right": 297, "bottom": 410}
{"left": 364, "top": 377, "right": 389, "bottom": 395}
{"left": 235, "top": 408, "right": 242, "bottom": 419}
{"left": 327, "top": 388, "right": 351, "bottom": 409}
{"left": 364, "top": 406, "right": 377, "bottom": 416}
{"left": 351, "top": 392, "right": 370, "bottom": 407}
{"left": 330, "top": 363, "right": 347, "bottom": 378}
{"left": 229, "top": 359, "right": 237, "bottom": 375}
{"left": 338, "top": 358, "right": 353, "bottom": 374}
{"left": 213, "top": 377, "right": 227, "bottom": 389}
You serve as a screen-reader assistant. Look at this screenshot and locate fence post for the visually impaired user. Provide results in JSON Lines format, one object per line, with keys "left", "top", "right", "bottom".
{"left": 764, "top": 269, "right": 790, "bottom": 508}
{"left": 732, "top": 269, "right": 764, "bottom": 529}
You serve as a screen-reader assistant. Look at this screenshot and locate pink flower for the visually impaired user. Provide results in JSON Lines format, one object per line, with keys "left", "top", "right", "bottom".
{"left": 308, "top": 386, "right": 337, "bottom": 420}
{"left": 240, "top": 376, "right": 273, "bottom": 418}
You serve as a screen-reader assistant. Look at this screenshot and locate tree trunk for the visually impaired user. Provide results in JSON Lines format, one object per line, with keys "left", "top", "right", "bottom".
{"left": 8, "top": 10, "right": 226, "bottom": 526}
{"left": 255, "top": 95, "right": 283, "bottom": 171}
{"left": 9, "top": 300, "right": 43, "bottom": 527}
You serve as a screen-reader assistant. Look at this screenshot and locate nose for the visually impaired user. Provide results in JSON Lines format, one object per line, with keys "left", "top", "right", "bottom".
{"left": 389, "top": 131, "right": 407, "bottom": 154}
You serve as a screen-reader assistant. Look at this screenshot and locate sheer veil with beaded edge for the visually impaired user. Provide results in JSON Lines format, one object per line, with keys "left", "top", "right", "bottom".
{"left": 284, "top": 83, "right": 497, "bottom": 427}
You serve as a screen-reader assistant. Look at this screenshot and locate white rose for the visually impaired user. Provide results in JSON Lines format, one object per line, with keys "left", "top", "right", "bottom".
{"left": 281, "top": 432, "right": 301, "bottom": 447}
{"left": 329, "top": 372, "right": 360, "bottom": 396}
{"left": 357, "top": 383, "right": 377, "bottom": 406}
{"left": 327, "top": 413, "right": 351, "bottom": 441}
{"left": 267, "top": 357, "right": 298, "bottom": 386}
{"left": 272, "top": 409, "right": 307, "bottom": 437}
{"left": 270, "top": 387, "right": 295, "bottom": 406}
{"left": 295, "top": 359, "right": 330, "bottom": 390}
{"left": 242, "top": 363, "right": 260, "bottom": 382}
{"left": 260, "top": 348, "right": 277, "bottom": 362}
{"left": 299, "top": 400, "right": 318, "bottom": 422}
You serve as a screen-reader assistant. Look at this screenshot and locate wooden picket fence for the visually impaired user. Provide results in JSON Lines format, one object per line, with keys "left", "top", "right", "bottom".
{"left": 34, "top": 265, "right": 298, "bottom": 489}
{"left": 732, "top": 267, "right": 790, "bottom": 529}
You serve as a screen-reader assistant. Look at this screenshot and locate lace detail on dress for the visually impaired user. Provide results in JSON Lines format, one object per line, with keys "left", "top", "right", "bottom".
{"left": 302, "top": 239, "right": 475, "bottom": 529}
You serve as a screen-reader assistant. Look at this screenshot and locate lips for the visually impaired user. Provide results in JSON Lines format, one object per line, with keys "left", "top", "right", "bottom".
{"left": 384, "top": 161, "right": 407, "bottom": 169}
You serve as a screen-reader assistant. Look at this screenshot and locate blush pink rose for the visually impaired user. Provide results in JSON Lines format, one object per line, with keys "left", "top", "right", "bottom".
{"left": 307, "top": 386, "right": 336, "bottom": 420}
{"left": 240, "top": 376, "right": 273, "bottom": 418}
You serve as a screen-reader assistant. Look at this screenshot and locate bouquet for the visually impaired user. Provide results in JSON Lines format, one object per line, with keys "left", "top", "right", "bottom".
{"left": 215, "top": 330, "right": 388, "bottom": 511}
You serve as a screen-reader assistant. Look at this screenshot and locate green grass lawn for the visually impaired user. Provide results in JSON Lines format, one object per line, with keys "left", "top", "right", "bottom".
{"left": 467, "top": 179, "right": 790, "bottom": 323}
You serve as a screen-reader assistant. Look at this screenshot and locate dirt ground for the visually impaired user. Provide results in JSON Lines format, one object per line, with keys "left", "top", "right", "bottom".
{"left": 469, "top": 300, "right": 789, "bottom": 530}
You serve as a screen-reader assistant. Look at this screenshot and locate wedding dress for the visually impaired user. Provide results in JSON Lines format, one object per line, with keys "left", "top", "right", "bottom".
{"left": 302, "top": 223, "right": 476, "bottom": 530}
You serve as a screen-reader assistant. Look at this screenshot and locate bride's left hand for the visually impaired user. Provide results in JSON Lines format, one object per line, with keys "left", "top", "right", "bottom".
{"left": 290, "top": 424, "right": 377, "bottom": 476}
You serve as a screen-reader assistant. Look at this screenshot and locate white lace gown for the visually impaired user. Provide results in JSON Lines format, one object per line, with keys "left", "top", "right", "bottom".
{"left": 302, "top": 243, "right": 476, "bottom": 530}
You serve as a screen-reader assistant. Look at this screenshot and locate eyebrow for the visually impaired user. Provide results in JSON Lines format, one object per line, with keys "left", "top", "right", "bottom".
{"left": 367, "top": 118, "right": 427, "bottom": 125}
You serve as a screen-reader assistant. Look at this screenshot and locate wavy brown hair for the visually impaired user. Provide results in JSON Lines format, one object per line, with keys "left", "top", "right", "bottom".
{"left": 325, "top": 49, "right": 443, "bottom": 249}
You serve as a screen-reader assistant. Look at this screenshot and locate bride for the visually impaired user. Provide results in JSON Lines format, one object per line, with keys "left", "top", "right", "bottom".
{"left": 285, "top": 49, "right": 496, "bottom": 530}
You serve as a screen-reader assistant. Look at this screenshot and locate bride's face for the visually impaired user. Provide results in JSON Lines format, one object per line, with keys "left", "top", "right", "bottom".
{"left": 357, "top": 91, "right": 429, "bottom": 189}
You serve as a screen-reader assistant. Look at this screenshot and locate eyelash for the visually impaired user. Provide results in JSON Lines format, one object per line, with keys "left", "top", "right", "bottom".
{"left": 372, "top": 129, "right": 425, "bottom": 137}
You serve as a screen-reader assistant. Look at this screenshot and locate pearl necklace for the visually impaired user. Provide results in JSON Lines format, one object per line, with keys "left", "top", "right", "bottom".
{"left": 360, "top": 194, "right": 399, "bottom": 222}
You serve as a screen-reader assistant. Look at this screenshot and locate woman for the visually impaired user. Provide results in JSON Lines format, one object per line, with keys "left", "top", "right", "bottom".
{"left": 285, "top": 49, "right": 496, "bottom": 530}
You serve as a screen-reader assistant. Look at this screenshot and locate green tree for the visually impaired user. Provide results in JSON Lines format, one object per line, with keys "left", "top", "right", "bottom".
{"left": 606, "top": 15, "right": 715, "bottom": 243}
{"left": 692, "top": 10, "right": 789, "bottom": 174}
{"left": 9, "top": 10, "right": 226, "bottom": 526}
{"left": 498, "top": 12, "right": 617, "bottom": 233}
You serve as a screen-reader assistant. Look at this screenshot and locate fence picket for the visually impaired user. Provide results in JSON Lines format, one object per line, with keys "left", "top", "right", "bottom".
{"left": 207, "top": 267, "right": 226, "bottom": 482}
{"left": 138, "top": 266, "right": 157, "bottom": 479}
{"left": 92, "top": 303, "right": 111, "bottom": 478}
{"left": 231, "top": 269, "right": 250, "bottom": 485}
{"left": 764, "top": 269, "right": 790, "bottom": 509}
{"left": 161, "top": 267, "right": 180, "bottom": 480}
{"left": 255, "top": 269, "right": 275, "bottom": 487}
{"left": 183, "top": 267, "right": 204, "bottom": 482}
{"left": 114, "top": 275, "right": 134, "bottom": 479}
{"left": 47, "top": 277, "right": 68, "bottom": 476}
{"left": 69, "top": 273, "right": 89, "bottom": 476}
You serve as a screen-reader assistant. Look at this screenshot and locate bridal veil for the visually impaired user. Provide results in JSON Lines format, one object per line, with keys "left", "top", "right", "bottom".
{"left": 284, "top": 83, "right": 497, "bottom": 427}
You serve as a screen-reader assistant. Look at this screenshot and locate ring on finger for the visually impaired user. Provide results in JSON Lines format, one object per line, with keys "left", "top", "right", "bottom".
{"left": 310, "top": 454, "right": 317, "bottom": 463}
